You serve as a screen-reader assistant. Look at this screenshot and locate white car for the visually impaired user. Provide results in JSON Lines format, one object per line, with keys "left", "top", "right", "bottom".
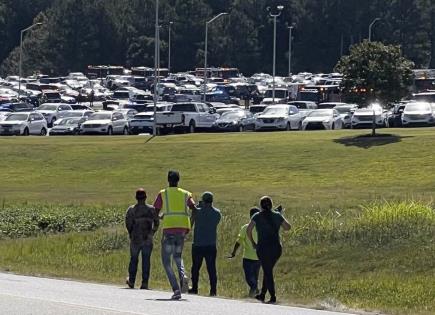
{"left": 302, "top": 109, "right": 343, "bottom": 130}
{"left": 334, "top": 104, "right": 358, "bottom": 128}
{"left": 35, "top": 103, "right": 73, "bottom": 127}
{"left": 80, "top": 111, "right": 129, "bottom": 135}
{"left": 402, "top": 102, "right": 434, "bottom": 127}
{"left": 0, "top": 112, "right": 47, "bottom": 136}
{"left": 261, "top": 89, "right": 289, "bottom": 105}
{"left": 351, "top": 107, "right": 385, "bottom": 129}
{"left": 255, "top": 105, "right": 303, "bottom": 131}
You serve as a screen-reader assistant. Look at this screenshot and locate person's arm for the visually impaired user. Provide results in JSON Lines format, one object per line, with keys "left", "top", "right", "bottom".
{"left": 187, "top": 196, "right": 198, "bottom": 228}
{"left": 125, "top": 207, "right": 134, "bottom": 235}
{"left": 152, "top": 207, "right": 160, "bottom": 234}
{"left": 153, "top": 193, "right": 163, "bottom": 220}
{"left": 281, "top": 216, "right": 291, "bottom": 231}
{"left": 247, "top": 220, "right": 257, "bottom": 249}
{"left": 228, "top": 242, "right": 240, "bottom": 258}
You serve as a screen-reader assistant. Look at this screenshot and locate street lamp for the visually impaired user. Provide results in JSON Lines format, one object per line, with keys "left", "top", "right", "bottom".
{"left": 368, "top": 18, "right": 381, "bottom": 42}
{"left": 267, "top": 5, "right": 284, "bottom": 104}
{"left": 153, "top": 0, "right": 159, "bottom": 136}
{"left": 19, "top": 22, "right": 42, "bottom": 92}
{"left": 168, "top": 21, "right": 173, "bottom": 73}
{"left": 203, "top": 12, "right": 228, "bottom": 102}
{"left": 287, "top": 25, "right": 294, "bottom": 77}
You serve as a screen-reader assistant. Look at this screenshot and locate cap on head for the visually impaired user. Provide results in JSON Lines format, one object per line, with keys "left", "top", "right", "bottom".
{"left": 167, "top": 170, "right": 180, "bottom": 184}
{"left": 201, "top": 192, "right": 213, "bottom": 204}
{"left": 136, "top": 188, "right": 146, "bottom": 200}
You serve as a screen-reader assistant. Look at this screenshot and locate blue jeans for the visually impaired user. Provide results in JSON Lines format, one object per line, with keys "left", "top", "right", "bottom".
{"left": 161, "top": 233, "right": 186, "bottom": 292}
{"left": 128, "top": 243, "right": 153, "bottom": 286}
{"left": 242, "top": 258, "right": 261, "bottom": 292}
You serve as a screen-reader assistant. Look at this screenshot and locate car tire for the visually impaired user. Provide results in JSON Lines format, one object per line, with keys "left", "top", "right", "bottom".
{"left": 40, "top": 128, "right": 47, "bottom": 136}
{"left": 23, "top": 127, "right": 29, "bottom": 136}
{"left": 188, "top": 121, "right": 195, "bottom": 133}
{"left": 50, "top": 117, "right": 56, "bottom": 128}
{"left": 123, "top": 127, "right": 129, "bottom": 135}
{"left": 298, "top": 121, "right": 302, "bottom": 131}
{"left": 107, "top": 126, "right": 113, "bottom": 135}
{"left": 331, "top": 123, "right": 335, "bottom": 130}
{"left": 286, "top": 122, "right": 291, "bottom": 131}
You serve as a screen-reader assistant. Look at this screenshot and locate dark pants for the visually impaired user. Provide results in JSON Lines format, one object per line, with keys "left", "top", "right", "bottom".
{"left": 242, "top": 258, "right": 261, "bottom": 292}
{"left": 191, "top": 245, "right": 217, "bottom": 294}
{"left": 128, "top": 242, "right": 153, "bottom": 286}
{"left": 257, "top": 243, "right": 282, "bottom": 297}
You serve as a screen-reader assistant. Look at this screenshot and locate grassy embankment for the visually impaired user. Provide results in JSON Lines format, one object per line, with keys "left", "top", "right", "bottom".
{"left": 0, "top": 129, "right": 434, "bottom": 315}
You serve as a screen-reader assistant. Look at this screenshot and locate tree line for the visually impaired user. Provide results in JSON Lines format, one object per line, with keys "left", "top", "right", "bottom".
{"left": 1, "top": 0, "right": 434, "bottom": 77}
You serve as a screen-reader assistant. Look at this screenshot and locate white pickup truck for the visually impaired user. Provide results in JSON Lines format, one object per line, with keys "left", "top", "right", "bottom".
{"left": 155, "top": 102, "right": 217, "bottom": 133}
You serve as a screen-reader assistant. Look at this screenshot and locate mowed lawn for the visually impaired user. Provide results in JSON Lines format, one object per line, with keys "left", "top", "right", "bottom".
{"left": 0, "top": 129, "right": 435, "bottom": 315}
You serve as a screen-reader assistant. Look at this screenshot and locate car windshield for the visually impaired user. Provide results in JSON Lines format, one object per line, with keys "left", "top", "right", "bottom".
{"left": 62, "top": 111, "right": 82, "bottom": 117}
{"left": 405, "top": 103, "right": 431, "bottom": 112}
{"left": 38, "top": 105, "right": 58, "bottom": 111}
{"left": 334, "top": 107, "right": 352, "bottom": 114}
{"left": 57, "top": 118, "right": 80, "bottom": 125}
{"left": 263, "top": 107, "right": 288, "bottom": 115}
{"left": 221, "top": 111, "right": 245, "bottom": 119}
{"left": 308, "top": 110, "right": 332, "bottom": 117}
{"left": 264, "top": 90, "right": 286, "bottom": 98}
{"left": 89, "top": 113, "right": 111, "bottom": 120}
{"left": 6, "top": 113, "right": 28, "bottom": 121}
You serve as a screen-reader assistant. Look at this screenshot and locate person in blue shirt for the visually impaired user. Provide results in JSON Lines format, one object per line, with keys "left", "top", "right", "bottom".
{"left": 188, "top": 192, "right": 221, "bottom": 296}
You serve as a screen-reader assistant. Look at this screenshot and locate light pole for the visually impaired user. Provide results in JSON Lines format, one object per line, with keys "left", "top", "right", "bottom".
{"left": 19, "top": 22, "right": 42, "bottom": 93}
{"left": 287, "top": 25, "right": 294, "bottom": 77}
{"left": 153, "top": 0, "right": 159, "bottom": 136}
{"left": 267, "top": 5, "right": 284, "bottom": 104}
{"left": 368, "top": 18, "right": 381, "bottom": 42}
{"left": 203, "top": 12, "right": 228, "bottom": 102}
{"left": 168, "top": 21, "right": 173, "bottom": 73}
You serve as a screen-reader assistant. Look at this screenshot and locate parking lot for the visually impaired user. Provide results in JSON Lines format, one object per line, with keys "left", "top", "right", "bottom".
{"left": 1, "top": 66, "right": 434, "bottom": 137}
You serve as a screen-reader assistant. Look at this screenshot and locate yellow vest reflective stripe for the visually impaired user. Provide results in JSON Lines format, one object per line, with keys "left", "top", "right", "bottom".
{"left": 161, "top": 188, "right": 191, "bottom": 230}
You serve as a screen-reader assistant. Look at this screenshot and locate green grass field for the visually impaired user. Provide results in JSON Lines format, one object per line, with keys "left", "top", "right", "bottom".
{"left": 1, "top": 129, "right": 435, "bottom": 315}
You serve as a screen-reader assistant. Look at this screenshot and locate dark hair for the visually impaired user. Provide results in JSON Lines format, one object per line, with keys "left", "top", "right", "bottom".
{"left": 250, "top": 207, "right": 260, "bottom": 218}
{"left": 167, "top": 170, "right": 180, "bottom": 184}
{"left": 136, "top": 188, "right": 146, "bottom": 201}
{"left": 260, "top": 196, "right": 273, "bottom": 212}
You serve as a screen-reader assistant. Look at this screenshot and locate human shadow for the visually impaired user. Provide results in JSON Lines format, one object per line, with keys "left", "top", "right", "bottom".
{"left": 334, "top": 133, "right": 413, "bottom": 149}
{"left": 144, "top": 298, "right": 189, "bottom": 302}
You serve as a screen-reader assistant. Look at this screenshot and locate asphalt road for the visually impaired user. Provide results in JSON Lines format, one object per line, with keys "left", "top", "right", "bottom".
{"left": 0, "top": 273, "right": 357, "bottom": 315}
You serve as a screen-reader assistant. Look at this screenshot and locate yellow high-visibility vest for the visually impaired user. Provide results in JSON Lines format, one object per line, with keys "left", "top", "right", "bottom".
{"left": 161, "top": 187, "right": 192, "bottom": 230}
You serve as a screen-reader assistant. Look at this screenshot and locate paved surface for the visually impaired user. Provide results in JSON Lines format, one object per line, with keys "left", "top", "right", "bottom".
{"left": 0, "top": 273, "right": 357, "bottom": 315}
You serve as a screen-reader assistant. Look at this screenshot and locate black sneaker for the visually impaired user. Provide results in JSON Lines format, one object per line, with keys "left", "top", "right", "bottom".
{"left": 188, "top": 288, "right": 198, "bottom": 294}
{"left": 171, "top": 290, "right": 182, "bottom": 300}
{"left": 140, "top": 283, "right": 149, "bottom": 290}
{"left": 209, "top": 291, "right": 217, "bottom": 297}
{"left": 125, "top": 278, "right": 134, "bottom": 289}
{"left": 255, "top": 293, "right": 265, "bottom": 302}
{"left": 266, "top": 296, "right": 277, "bottom": 304}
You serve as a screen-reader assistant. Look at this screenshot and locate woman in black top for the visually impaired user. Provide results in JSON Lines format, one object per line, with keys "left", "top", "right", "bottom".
{"left": 247, "top": 196, "right": 291, "bottom": 304}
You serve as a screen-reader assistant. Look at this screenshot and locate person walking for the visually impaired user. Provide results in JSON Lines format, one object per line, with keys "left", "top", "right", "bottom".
{"left": 188, "top": 192, "right": 221, "bottom": 296}
{"left": 228, "top": 207, "right": 261, "bottom": 297}
{"left": 154, "top": 170, "right": 197, "bottom": 300}
{"left": 125, "top": 188, "right": 159, "bottom": 290}
{"left": 247, "top": 196, "right": 291, "bottom": 304}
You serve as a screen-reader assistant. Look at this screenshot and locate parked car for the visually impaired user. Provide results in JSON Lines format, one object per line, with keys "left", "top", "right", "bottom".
{"left": 261, "top": 88, "right": 289, "bottom": 105}
{"left": 334, "top": 104, "right": 358, "bottom": 128}
{"left": 386, "top": 103, "right": 406, "bottom": 127}
{"left": 0, "top": 102, "right": 34, "bottom": 112}
{"left": 53, "top": 110, "right": 94, "bottom": 126}
{"left": 128, "top": 104, "right": 172, "bottom": 134}
{"left": 80, "top": 111, "right": 129, "bottom": 135}
{"left": 70, "top": 104, "right": 93, "bottom": 110}
{"left": 35, "top": 103, "right": 73, "bottom": 127}
{"left": 401, "top": 102, "right": 434, "bottom": 127}
{"left": 249, "top": 104, "right": 268, "bottom": 116}
{"left": 255, "top": 105, "right": 303, "bottom": 131}
{"left": 114, "top": 109, "right": 138, "bottom": 121}
{"left": 302, "top": 109, "right": 343, "bottom": 130}
{"left": 351, "top": 107, "right": 386, "bottom": 129}
{"left": 50, "top": 117, "right": 82, "bottom": 135}
{"left": 213, "top": 110, "right": 255, "bottom": 132}
{"left": 318, "top": 102, "right": 347, "bottom": 109}
{"left": 287, "top": 101, "right": 317, "bottom": 118}
{"left": 0, "top": 112, "right": 47, "bottom": 136}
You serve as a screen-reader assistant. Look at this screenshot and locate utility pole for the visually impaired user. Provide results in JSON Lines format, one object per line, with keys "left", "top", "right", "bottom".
{"left": 267, "top": 5, "right": 284, "bottom": 104}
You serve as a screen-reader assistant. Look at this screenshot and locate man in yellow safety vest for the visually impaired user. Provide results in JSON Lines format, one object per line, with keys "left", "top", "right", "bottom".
{"left": 154, "top": 170, "right": 197, "bottom": 300}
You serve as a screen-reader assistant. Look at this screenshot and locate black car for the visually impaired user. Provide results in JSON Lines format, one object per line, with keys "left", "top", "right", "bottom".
{"left": 213, "top": 110, "right": 255, "bottom": 132}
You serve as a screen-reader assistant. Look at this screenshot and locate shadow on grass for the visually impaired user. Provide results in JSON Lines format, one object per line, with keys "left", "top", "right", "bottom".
{"left": 334, "top": 133, "right": 413, "bottom": 149}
